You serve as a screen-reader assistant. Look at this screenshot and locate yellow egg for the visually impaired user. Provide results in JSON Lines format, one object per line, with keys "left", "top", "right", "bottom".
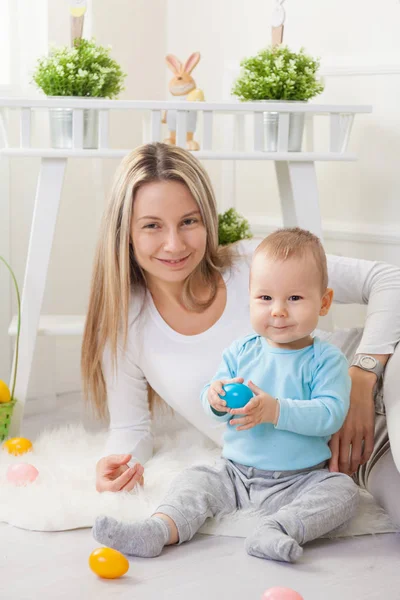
{"left": 89, "top": 547, "right": 129, "bottom": 579}
{"left": 2, "top": 437, "right": 33, "bottom": 456}
{"left": 0, "top": 380, "right": 11, "bottom": 404}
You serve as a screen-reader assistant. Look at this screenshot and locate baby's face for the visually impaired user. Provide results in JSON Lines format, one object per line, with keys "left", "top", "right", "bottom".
{"left": 250, "top": 252, "right": 330, "bottom": 349}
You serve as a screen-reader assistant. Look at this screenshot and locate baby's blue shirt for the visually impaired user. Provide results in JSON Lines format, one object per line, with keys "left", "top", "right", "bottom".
{"left": 200, "top": 335, "right": 351, "bottom": 471}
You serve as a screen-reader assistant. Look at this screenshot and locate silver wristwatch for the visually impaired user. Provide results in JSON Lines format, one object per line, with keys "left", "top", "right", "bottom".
{"left": 351, "top": 354, "right": 385, "bottom": 381}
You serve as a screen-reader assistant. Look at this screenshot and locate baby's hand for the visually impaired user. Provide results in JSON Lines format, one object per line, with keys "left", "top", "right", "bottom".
{"left": 208, "top": 376, "right": 244, "bottom": 413}
{"left": 229, "top": 380, "right": 279, "bottom": 430}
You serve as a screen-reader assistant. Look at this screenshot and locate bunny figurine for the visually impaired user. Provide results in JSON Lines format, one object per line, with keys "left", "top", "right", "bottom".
{"left": 163, "top": 52, "right": 205, "bottom": 150}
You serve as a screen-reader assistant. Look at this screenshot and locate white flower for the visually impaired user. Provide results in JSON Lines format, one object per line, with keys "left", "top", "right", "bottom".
{"left": 56, "top": 65, "right": 64, "bottom": 75}
{"left": 77, "top": 68, "right": 88, "bottom": 77}
{"left": 66, "top": 62, "right": 74, "bottom": 70}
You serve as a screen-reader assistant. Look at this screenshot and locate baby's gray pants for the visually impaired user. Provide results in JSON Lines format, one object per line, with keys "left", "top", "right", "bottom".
{"left": 155, "top": 459, "right": 359, "bottom": 545}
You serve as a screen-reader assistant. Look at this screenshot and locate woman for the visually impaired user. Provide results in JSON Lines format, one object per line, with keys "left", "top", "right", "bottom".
{"left": 81, "top": 142, "right": 400, "bottom": 526}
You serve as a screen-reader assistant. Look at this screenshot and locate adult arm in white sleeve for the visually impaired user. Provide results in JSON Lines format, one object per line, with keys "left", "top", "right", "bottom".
{"left": 327, "top": 254, "right": 400, "bottom": 354}
{"left": 102, "top": 339, "right": 153, "bottom": 467}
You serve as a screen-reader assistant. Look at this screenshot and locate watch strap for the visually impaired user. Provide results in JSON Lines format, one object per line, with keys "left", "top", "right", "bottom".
{"left": 351, "top": 354, "right": 385, "bottom": 380}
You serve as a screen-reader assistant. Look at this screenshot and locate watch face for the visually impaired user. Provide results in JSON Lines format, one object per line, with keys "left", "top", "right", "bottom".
{"left": 360, "top": 356, "right": 377, "bottom": 370}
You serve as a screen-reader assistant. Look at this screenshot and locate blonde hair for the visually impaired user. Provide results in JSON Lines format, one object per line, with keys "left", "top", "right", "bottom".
{"left": 254, "top": 227, "right": 328, "bottom": 291}
{"left": 81, "top": 142, "right": 236, "bottom": 421}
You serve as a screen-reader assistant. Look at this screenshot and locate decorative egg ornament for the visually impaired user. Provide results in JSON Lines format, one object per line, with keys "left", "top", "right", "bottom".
{"left": 3, "top": 437, "right": 33, "bottom": 455}
{"left": 89, "top": 547, "right": 129, "bottom": 579}
{"left": 6, "top": 463, "right": 39, "bottom": 486}
{"left": 219, "top": 382, "right": 253, "bottom": 409}
{"left": 0, "top": 380, "right": 11, "bottom": 404}
{"left": 262, "top": 587, "right": 304, "bottom": 600}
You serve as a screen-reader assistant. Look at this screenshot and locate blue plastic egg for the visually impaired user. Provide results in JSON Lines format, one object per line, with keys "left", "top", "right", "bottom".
{"left": 219, "top": 383, "right": 253, "bottom": 409}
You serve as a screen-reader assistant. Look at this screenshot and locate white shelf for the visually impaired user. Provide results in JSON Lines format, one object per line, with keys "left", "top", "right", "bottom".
{"left": 0, "top": 97, "right": 373, "bottom": 114}
{"left": 8, "top": 315, "right": 85, "bottom": 337}
{"left": 0, "top": 149, "right": 358, "bottom": 161}
{"left": 0, "top": 98, "right": 370, "bottom": 161}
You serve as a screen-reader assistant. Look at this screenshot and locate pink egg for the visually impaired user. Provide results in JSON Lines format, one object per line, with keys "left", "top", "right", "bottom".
{"left": 262, "top": 588, "right": 304, "bottom": 600}
{"left": 6, "top": 463, "right": 39, "bottom": 486}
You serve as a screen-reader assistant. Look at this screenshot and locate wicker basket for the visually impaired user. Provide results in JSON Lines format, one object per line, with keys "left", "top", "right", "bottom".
{"left": 0, "top": 399, "right": 16, "bottom": 442}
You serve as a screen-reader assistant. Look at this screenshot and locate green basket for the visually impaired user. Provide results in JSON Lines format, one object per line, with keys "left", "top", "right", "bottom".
{"left": 0, "top": 255, "right": 21, "bottom": 443}
{"left": 0, "top": 399, "right": 16, "bottom": 442}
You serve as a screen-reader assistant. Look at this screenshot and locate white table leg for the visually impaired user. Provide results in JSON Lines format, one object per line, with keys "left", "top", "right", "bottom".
{"left": 221, "top": 114, "right": 245, "bottom": 212}
{"left": 275, "top": 161, "right": 323, "bottom": 241}
{"left": 8, "top": 158, "right": 67, "bottom": 437}
{"left": 275, "top": 160, "right": 334, "bottom": 331}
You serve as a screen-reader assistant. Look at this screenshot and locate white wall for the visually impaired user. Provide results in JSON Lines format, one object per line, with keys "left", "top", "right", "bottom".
{"left": 2, "top": 0, "right": 400, "bottom": 399}
{"left": 166, "top": 0, "right": 400, "bottom": 240}
{"left": 1, "top": 0, "right": 167, "bottom": 395}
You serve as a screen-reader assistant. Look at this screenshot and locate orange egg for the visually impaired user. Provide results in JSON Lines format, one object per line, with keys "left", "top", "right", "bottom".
{"left": 2, "top": 437, "right": 33, "bottom": 456}
{"left": 89, "top": 547, "right": 129, "bottom": 579}
{"left": 0, "top": 380, "right": 11, "bottom": 404}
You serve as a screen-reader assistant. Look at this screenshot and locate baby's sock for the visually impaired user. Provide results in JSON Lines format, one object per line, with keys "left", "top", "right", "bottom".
{"left": 92, "top": 515, "right": 171, "bottom": 558}
{"left": 245, "top": 518, "right": 303, "bottom": 563}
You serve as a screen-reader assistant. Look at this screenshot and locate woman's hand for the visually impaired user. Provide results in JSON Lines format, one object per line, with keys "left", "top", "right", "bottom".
{"left": 208, "top": 376, "right": 244, "bottom": 413}
{"left": 96, "top": 454, "right": 144, "bottom": 493}
{"left": 229, "top": 380, "right": 279, "bottom": 430}
{"left": 329, "top": 367, "right": 376, "bottom": 475}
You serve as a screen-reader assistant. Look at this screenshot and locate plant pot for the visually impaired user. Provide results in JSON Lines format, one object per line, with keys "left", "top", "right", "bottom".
{"left": 48, "top": 97, "right": 100, "bottom": 149}
{"left": 262, "top": 100, "right": 306, "bottom": 152}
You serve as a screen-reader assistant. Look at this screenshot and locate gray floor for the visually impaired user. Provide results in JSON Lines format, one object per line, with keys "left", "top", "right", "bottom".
{"left": 1, "top": 392, "right": 400, "bottom": 600}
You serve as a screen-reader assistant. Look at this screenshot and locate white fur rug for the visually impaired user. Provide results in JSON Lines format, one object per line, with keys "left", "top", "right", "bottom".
{"left": 0, "top": 414, "right": 397, "bottom": 538}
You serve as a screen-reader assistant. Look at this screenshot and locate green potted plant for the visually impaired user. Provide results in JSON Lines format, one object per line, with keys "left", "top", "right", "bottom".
{"left": 232, "top": 45, "right": 324, "bottom": 151}
{"left": 32, "top": 38, "right": 127, "bottom": 149}
{"left": 218, "top": 208, "right": 253, "bottom": 246}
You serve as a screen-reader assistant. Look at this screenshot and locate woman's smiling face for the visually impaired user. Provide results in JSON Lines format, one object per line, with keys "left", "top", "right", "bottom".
{"left": 130, "top": 180, "right": 207, "bottom": 286}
